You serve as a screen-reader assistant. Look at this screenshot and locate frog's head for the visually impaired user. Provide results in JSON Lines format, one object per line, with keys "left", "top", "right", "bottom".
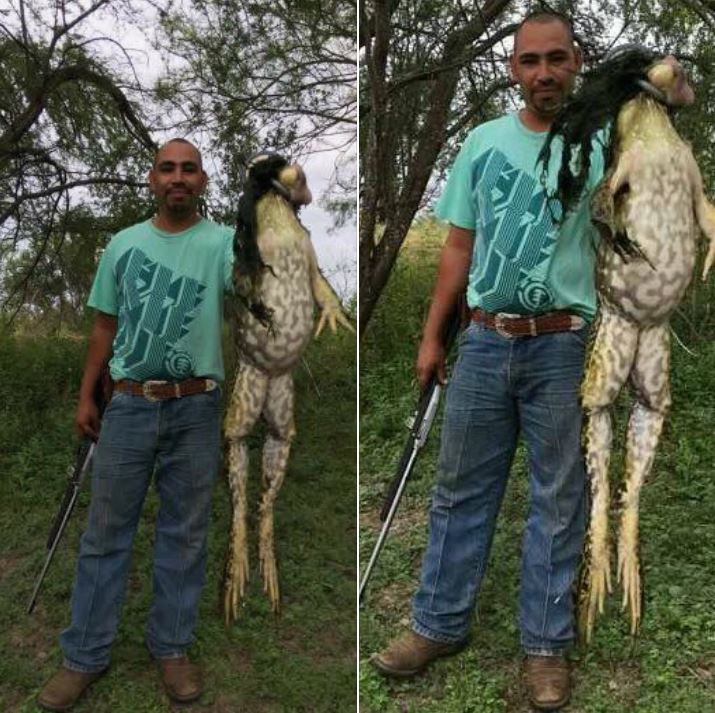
{"left": 276, "top": 164, "right": 313, "bottom": 208}
{"left": 645, "top": 55, "right": 694, "bottom": 107}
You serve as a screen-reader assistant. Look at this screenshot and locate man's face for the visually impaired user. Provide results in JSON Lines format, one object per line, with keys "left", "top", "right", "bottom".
{"left": 510, "top": 20, "right": 582, "bottom": 120}
{"left": 149, "top": 141, "right": 207, "bottom": 217}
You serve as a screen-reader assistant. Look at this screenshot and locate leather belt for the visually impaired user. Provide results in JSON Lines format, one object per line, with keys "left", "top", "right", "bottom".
{"left": 471, "top": 307, "right": 585, "bottom": 338}
{"left": 114, "top": 377, "right": 217, "bottom": 402}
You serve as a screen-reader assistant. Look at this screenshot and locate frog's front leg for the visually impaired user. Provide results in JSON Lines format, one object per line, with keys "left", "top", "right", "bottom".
{"left": 305, "top": 240, "right": 354, "bottom": 336}
{"left": 580, "top": 307, "right": 638, "bottom": 642}
{"left": 591, "top": 149, "right": 648, "bottom": 262}
{"left": 619, "top": 324, "right": 671, "bottom": 635}
{"left": 694, "top": 192, "right": 715, "bottom": 280}
{"left": 258, "top": 371, "right": 296, "bottom": 612}
{"left": 223, "top": 361, "right": 269, "bottom": 624}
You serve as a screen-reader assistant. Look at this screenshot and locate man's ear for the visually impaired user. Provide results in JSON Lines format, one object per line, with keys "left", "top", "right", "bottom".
{"left": 573, "top": 44, "right": 583, "bottom": 73}
{"left": 200, "top": 169, "right": 208, "bottom": 194}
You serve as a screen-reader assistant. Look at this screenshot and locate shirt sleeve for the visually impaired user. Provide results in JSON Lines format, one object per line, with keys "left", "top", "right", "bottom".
{"left": 87, "top": 240, "right": 119, "bottom": 315}
{"left": 433, "top": 129, "right": 479, "bottom": 230}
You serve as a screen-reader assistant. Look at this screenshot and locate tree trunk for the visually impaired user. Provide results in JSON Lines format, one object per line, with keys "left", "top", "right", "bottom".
{"left": 359, "top": 0, "right": 513, "bottom": 336}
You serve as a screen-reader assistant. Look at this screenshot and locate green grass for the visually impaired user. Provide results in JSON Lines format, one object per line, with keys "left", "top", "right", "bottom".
{"left": 359, "top": 218, "right": 715, "bottom": 712}
{"left": 0, "top": 324, "right": 356, "bottom": 713}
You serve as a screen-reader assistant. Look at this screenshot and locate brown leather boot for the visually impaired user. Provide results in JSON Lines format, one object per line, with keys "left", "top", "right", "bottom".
{"left": 523, "top": 655, "right": 571, "bottom": 711}
{"left": 370, "top": 630, "right": 468, "bottom": 678}
{"left": 37, "top": 666, "right": 105, "bottom": 711}
{"left": 157, "top": 656, "right": 203, "bottom": 703}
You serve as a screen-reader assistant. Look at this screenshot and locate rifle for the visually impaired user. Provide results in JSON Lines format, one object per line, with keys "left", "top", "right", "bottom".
{"left": 26, "top": 369, "right": 112, "bottom": 614}
{"left": 359, "top": 307, "right": 463, "bottom": 606}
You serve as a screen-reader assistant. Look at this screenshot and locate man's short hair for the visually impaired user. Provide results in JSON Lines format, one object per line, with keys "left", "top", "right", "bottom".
{"left": 514, "top": 10, "right": 576, "bottom": 50}
{"left": 153, "top": 138, "right": 203, "bottom": 168}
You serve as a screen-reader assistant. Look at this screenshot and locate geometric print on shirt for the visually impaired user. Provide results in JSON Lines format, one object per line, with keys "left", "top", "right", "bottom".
{"left": 471, "top": 147, "right": 563, "bottom": 313}
{"left": 113, "top": 247, "right": 206, "bottom": 380}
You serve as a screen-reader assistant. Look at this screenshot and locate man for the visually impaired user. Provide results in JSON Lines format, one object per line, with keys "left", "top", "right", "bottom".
{"left": 372, "top": 11, "right": 604, "bottom": 711}
{"left": 38, "top": 138, "right": 234, "bottom": 711}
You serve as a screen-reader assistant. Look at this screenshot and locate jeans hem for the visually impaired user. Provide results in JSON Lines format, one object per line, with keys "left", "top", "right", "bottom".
{"left": 151, "top": 652, "right": 187, "bottom": 660}
{"left": 62, "top": 658, "right": 108, "bottom": 674}
{"left": 522, "top": 646, "right": 569, "bottom": 657}
{"left": 412, "top": 618, "right": 468, "bottom": 645}
{"left": 146, "top": 645, "right": 188, "bottom": 660}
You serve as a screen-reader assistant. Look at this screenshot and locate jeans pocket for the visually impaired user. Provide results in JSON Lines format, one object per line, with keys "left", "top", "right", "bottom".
{"left": 568, "top": 324, "right": 591, "bottom": 347}
{"left": 104, "top": 389, "right": 130, "bottom": 411}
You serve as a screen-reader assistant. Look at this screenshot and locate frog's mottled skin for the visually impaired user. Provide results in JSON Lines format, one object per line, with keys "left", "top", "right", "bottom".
{"left": 580, "top": 86, "right": 715, "bottom": 640}
{"left": 222, "top": 168, "right": 352, "bottom": 621}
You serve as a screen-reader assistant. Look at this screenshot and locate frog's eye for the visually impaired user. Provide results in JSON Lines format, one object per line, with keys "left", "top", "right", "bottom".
{"left": 647, "top": 61, "right": 675, "bottom": 91}
{"left": 278, "top": 165, "right": 299, "bottom": 188}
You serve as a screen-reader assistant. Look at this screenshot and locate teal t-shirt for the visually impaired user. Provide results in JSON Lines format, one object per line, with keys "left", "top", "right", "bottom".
{"left": 88, "top": 218, "right": 234, "bottom": 382}
{"left": 434, "top": 112, "right": 605, "bottom": 321}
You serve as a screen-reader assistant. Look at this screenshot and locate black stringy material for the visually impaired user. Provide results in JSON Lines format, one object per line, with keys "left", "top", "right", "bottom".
{"left": 233, "top": 154, "right": 289, "bottom": 329}
{"left": 538, "top": 47, "right": 658, "bottom": 221}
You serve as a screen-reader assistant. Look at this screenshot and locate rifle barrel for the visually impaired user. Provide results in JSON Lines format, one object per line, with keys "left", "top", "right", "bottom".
{"left": 26, "top": 441, "right": 95, "bottom": 615}
{"left": 359, "top": 445, "right": 421, "bottom": 606}
{"left": 360, "top": 304, "right": 463, "bottom": 607}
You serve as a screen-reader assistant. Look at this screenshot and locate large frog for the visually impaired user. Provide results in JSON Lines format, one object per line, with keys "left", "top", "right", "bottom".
{"left": 544, "top": 49, "right": 715, "bottom": 641}
{"left": 223, "top": 154, "right": 353, "bottom": 621}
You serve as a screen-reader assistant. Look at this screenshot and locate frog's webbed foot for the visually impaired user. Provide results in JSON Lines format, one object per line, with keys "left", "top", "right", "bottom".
{"left": 580, "top": 519, "right": 613, "bottom": 643}
{"left": 258, "top": 498, "right": 281, "bottom": 612}
{"left": 617, "top": 507, "right": 642, "bottom": 634}
{"left": 258, "top": 372, "right": 295, "bottom": 613}
{"left": 315, "top": 302, "right": 355, "bottom": 337}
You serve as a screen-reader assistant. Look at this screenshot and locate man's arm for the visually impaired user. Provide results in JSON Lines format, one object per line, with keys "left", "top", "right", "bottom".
{"left": 416, "top": 225, "right": 474, "bottom": 389}
{"left": 76, "top": 311, "right": 117, "bottom": 439}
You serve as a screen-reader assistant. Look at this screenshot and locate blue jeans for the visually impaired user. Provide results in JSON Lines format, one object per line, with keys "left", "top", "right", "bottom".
{"left": 412, "top": 323, "right": 587, "bottom": 654}
{"left": 60, "top": 387, "right": 222, "bottom": 672}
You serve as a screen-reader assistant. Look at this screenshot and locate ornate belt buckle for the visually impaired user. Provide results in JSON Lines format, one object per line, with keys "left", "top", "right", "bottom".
{"left": 142, "top": 380, "right": 167, "bottom": 402}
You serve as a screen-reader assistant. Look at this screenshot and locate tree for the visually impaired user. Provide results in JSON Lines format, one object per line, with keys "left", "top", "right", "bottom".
{"left": 0, "top": 0, "right": 157, "bottom": 327}
{"left": 154, "top": 0, "right": 357, "bottom": 214}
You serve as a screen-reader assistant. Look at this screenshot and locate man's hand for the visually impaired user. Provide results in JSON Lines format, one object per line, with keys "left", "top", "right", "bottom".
{"left": 416, "top": 336, "right": 447, "bottom": 390}
{"left": 76, "top": 396, "right": 100, "bottom": 440}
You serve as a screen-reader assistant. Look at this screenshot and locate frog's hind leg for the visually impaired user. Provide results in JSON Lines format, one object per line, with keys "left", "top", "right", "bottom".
{"left": 580, "top": 307, "right": 638, "bottom": 642}
{"left": 223, "top": 361, "right": 269, "bottom": 624}
{"left": 258, "top": 371, "right": 296, "bottom": 613}
{"left": 618, "top": 324, "right": 671, "bottom": 635}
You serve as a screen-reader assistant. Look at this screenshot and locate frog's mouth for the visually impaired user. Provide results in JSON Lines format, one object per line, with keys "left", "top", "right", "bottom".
{"left": 270, "top": 178, "right": 292, "bottom": 202}
{"left": 635, "top": 78, "right": 668, "bottom": 105}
